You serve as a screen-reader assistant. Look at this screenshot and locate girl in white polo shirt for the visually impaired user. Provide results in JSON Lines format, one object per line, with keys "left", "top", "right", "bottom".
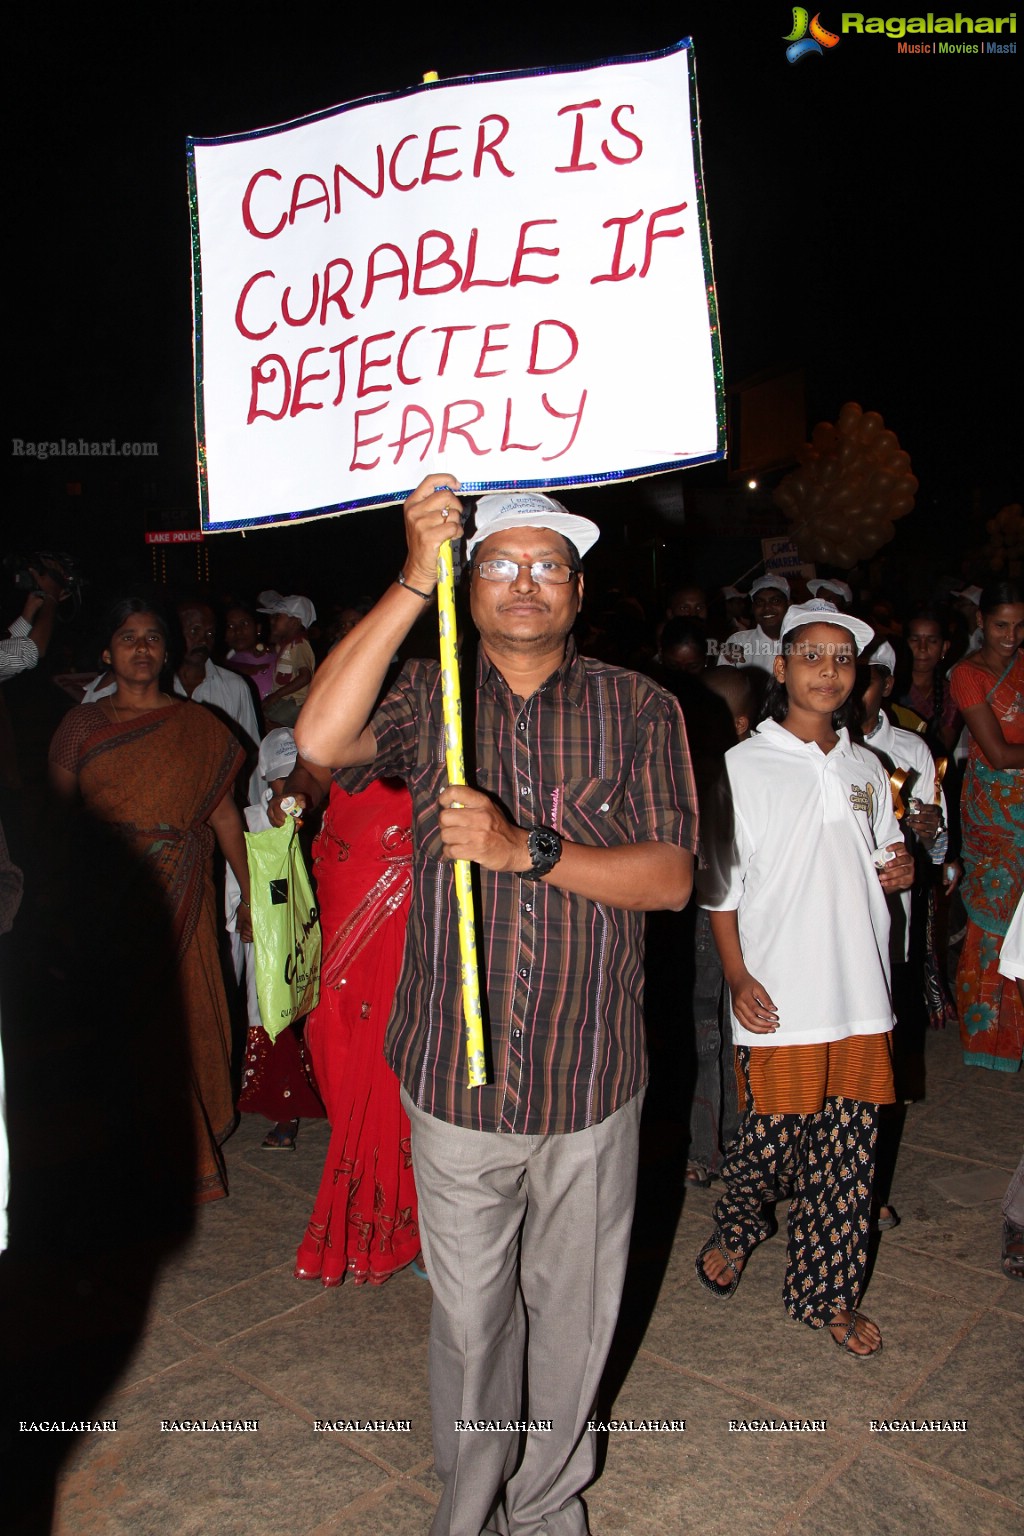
{"left": 697, "top": 602, "right": 914, "bottom": 1356}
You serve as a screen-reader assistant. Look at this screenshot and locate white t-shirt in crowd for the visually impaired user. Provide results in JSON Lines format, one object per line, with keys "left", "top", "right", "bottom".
{"left": 862, "top": 710, "right": 948, "bottom": 962}
{"left": 699, "top": 719, "right": 900, "bottom": 1047}
{"left": 172, "top": 659, "right": 260, "bottom": 753}
{"left": 717, "top": 625, "right": 781, "bottom": 674}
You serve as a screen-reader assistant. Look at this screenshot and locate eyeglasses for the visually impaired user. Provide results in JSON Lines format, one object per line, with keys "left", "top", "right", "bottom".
{"left": 473, "top": 559, "right": 579, "bottom": 585}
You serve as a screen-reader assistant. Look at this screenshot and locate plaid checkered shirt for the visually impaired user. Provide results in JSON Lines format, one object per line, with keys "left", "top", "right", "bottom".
{"left": 342, "top": 639, "right": 698, "bottom": 1135}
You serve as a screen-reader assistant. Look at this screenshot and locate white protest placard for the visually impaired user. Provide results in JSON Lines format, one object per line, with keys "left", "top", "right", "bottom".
{"left": 188, "top": 39, "right": 723, "bottom": 531}
{"left": 761, "top": 536, "right": 803, "bottom": 573}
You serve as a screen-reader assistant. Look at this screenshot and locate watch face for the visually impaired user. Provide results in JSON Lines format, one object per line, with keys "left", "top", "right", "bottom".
{"left": 526, "top": 827, "right": 562, "bottom": 877}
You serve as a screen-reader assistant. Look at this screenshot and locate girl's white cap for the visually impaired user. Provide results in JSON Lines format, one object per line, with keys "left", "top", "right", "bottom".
{"left": 780, "top": 600, "right": 875, "bottom": 655}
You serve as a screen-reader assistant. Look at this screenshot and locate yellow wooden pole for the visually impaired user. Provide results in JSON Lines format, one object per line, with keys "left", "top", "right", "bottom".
{"left": 436, "top": 537, "right": 488, "bottom": 1088}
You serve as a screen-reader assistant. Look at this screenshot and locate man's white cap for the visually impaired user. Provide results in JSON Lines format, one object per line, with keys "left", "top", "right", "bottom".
{"left": 808, "top": 578, "right": 853, "bottom": 604}
{"left": 780, "top": 599, "right": 875, "bottom": 655}
{"left": 951, "top": 584, "right": 983, "bottom": 606}
{"left": 258, "top": 590, "right": 317, "bottom": 628}
{"left": 258, "top": 727, "right": 298, "bottom": 784}
{"left": 866, "top": 640, "right": 897, "bottom": 673}
{"left": 721, "top": 585, "right": 746, "bottom": 601}
{"left": 467, "top": 492, "right": 599, "bottom": 560}
{"left": 750, "top": 573, "right": 791, "bottom": 599}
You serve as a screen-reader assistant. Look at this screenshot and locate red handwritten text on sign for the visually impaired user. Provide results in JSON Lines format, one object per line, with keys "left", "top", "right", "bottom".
{"left": 189, "top": 44, "right": 720, "bottom": 528}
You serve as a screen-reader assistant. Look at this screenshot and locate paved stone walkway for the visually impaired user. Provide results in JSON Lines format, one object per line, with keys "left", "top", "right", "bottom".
{"left": 6, "top": 1025, "right": 1022, "bottom": 1535}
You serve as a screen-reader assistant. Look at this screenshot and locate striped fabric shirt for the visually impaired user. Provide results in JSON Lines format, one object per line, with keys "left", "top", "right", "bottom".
{"left": 344, "top": 639, "right": 698, "bottom": 1135}
{"left": 0, "top": 616, "right": 39, "bottom": 683}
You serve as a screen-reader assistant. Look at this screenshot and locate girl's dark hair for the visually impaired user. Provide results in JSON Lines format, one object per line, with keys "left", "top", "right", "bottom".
{"left": 759, "top": 623, "right": 857, "bottom": 731}
{"left": 897, "top": 607, "right": 951, "bottom": 738}
{"left": 103, "top": 597, "right": 171, "bottom": 650}
{"left": 978, "top": 581, "right": 1024, "bottom": 614}
{"left": 224, "top": 597, "right": 259, "bottom": 620}
{"left": 904, "top": 606, "right": 950, "bottom": 649}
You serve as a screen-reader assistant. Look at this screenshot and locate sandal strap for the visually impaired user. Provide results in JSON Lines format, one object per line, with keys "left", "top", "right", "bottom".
{"left": 720, "top": 1246, "right": 741, "bottom": 1282}
{"left": 695, "top": 1232, "right": 746, "bottom": 1297}
{"left": 831, "top": 1308, "right": 878, "bottom": 1353}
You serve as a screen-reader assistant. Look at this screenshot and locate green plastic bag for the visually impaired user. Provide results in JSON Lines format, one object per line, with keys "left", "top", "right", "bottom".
{"left": 245, "top": 818, "right": 321, "bottom": 1039}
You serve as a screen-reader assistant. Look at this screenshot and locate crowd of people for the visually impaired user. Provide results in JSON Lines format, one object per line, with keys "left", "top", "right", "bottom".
{"left": 1, "top": 485, "right": 1021, "bottom": 1536}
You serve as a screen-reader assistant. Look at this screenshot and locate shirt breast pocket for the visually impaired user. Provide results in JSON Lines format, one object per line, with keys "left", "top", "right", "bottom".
{"left": 556, "top": 777, "right": 628, "bottom": 846}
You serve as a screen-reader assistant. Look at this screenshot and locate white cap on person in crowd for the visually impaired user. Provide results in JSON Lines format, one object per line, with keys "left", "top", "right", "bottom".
{"left": 258, "top": 590, "right": 317, "bottom": 628}
{"left": 780, "top": 599, "right": 875, "bottom": 655}
{"left": 258, "top": 728, "right": 298, "bottom": 784}
{"left": 951, "top": 584, "right": 983, "bottom": 606}
{"left": 750, "top": 574, "right": 791, "bottom": 599}
{"left": 467, "top": 491, "right": 600, "bottom": 560}
{"left": 808, "top": 578, "right": 853, "bottom": 604}
{"left": 721, "top": 585, "right": 746, "bottom": 601}
{"left": 866, "top": 640, "right": 897, "bottom": 674}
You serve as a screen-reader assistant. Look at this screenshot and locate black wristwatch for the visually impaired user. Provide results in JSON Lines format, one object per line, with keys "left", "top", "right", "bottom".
{"left": 520, "top": 827, "right": 562, "bottom": 880}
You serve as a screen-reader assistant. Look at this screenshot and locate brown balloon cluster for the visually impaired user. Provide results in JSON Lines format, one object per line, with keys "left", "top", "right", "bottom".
{"left": 773, "top": 402, "right": 918, "bottom": 569}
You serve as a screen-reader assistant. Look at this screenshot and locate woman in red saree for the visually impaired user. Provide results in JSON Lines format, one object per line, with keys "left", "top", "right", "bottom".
{"left": 949, "top": 583, "right": 1024, "bottom": 1072}
{"left": 49, "top": 599, "right": 252, "bottom": 1201}
{"left": 286, "top": 772, "right": 420, "bottom": 1285}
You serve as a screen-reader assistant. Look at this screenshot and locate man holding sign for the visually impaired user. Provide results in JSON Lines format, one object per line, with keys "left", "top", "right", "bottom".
{"left": 296, "top": 472, "right": 697, "bottom": 1536}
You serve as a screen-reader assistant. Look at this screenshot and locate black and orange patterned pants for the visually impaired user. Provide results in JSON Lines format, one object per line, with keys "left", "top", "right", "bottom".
{"left": 710, "top": 1046, "right": 884, "bottom": 1329}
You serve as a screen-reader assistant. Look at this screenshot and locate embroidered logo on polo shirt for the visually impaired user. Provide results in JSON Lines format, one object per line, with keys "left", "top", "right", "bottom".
{"left": 848, "top": 782, "right": 875, "bottom": 816}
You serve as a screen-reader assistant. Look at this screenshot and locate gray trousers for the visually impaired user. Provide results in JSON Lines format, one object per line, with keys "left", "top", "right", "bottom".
{"left": 402, "top": 1088, "right": 644, "bottom": 1536}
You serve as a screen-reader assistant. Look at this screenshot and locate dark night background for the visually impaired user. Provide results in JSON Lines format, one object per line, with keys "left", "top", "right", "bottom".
{"left": 0, "top": 13, "right": 1018, "bottom": 1518}
{"left": 5, "top": 4, "right": 1018, "bottom": 625}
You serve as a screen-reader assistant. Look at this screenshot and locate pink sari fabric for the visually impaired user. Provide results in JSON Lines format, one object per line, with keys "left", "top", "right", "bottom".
{"left": 295, "top": 779, "right": 419, "bottom": 1285}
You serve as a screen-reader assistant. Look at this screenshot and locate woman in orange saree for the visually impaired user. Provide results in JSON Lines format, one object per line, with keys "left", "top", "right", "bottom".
{"left": 49, "top": 599, "right": 252, "bottom": 1201}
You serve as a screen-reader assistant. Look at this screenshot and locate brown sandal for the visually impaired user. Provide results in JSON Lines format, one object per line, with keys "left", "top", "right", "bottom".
{"left": 829, "top": 1309, "right": 882, "bottom": 1357}
{"left": 695, "top": 1233, "right": 746, "bottom": 1298}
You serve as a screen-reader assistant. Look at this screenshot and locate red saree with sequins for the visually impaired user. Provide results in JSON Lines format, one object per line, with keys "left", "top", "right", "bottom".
{"left": 48, "top": 700, "right": 243, "bottom": 1202}
{"left": 295, "top": 778, "right": 419, "bottom": 1285}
